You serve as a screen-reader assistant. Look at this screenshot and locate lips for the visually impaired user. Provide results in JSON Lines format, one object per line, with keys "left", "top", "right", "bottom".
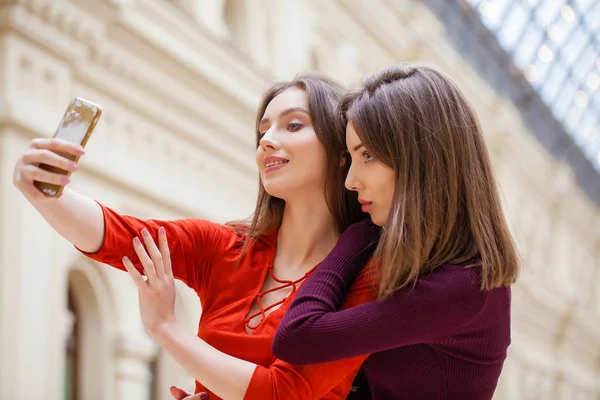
{"left": 358, "top": 200, "right": 373, "bottom": 213}
{"left": 263, "top": 156, "right": 289, "bottom": 172}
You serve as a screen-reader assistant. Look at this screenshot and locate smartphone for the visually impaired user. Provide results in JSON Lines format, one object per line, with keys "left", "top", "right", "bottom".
{"left": 34, "top": 97, "right": 102, "bottom": 197}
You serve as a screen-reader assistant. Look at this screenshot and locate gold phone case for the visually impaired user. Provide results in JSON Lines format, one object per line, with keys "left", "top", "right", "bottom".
{"left": 34, "top": 97, "right": 102, "bottom": 198}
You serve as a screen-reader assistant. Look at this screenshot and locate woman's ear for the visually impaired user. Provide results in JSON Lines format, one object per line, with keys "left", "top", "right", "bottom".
{"left": 339, "top": 152, "right": 348, "bottom": 167}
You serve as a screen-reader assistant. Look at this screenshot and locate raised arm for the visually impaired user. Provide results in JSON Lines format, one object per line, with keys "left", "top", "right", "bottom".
{"left": 272, "top": 220, "right": 488, "bottom": 364}
{"left": 13, "top": 137, "right": 223, "bottom": 289}
{"left": 13, "top": 138, "right": 105, "bottom": 252}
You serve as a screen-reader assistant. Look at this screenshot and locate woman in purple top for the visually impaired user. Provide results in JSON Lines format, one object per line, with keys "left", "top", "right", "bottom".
{"left": 273, "top": 63, "right": 521, "bottom": 400}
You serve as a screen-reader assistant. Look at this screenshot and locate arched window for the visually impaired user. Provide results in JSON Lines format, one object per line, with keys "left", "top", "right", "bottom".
{"left": 64, "top": 287, "right": 79, "bottom": 400}
{"left": 63, "top": 263, "right": 115, "bottom": 399}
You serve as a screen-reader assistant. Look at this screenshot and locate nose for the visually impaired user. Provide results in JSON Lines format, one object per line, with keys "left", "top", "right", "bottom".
{"left": 345, "top": 161, "right": 361, "bottom": 191}
{"left": 259, "top": 128, "right": 281, "bottom": 151}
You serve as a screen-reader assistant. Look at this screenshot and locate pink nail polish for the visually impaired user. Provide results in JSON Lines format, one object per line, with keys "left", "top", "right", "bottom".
{"left": 133, "top": 237, "right": 141, "bottom": 245}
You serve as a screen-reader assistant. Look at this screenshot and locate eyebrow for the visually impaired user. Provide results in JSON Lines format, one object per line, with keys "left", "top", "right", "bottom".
{"left": 351, "top": 143, "right": 365, "bottom": 152}
{"left": 258, "top": 107, "right": 310, "bottom": 127}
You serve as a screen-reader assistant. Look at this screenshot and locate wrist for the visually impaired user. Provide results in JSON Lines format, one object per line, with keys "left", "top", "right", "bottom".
{"left": 147, "top": 318, "right": 178, "bottom": 339}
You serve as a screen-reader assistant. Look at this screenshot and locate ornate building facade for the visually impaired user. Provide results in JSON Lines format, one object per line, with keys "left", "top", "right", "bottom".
{"left": 0, "top": 0, "right": 598, "bottom": 399}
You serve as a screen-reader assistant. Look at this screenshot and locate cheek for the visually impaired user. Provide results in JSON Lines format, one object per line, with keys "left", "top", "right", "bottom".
{"left": 296, "top": 133, "right": 328, "bottom": 172}
{"left": 373, "top": 166, "right": 395, "bottom": 204}
{"left": 382, "top": 170, "right": 396, "bottom": 205}
{"left": 255, "top": 148, "right": 264, "bottom": 171}
{"left": 255, "top": 145, "right": 262, "bottom": 161}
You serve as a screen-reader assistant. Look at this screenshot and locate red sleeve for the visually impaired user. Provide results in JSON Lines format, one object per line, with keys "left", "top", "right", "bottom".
{"left": 243, "top": 265, "right": 376, "bottom": 399}
{"left": 77, "top": 202, "right": 230, "bottom": 292}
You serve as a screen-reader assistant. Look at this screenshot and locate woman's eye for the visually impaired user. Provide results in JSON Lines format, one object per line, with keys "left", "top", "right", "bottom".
{"left": 258, "top": 126, "right": 269, "bottom": 137}
{"left": 363, "top": 151, "right": 373, "bottom": 163}
{"left": 288, "top": 122, "right": 303, "bottom": 132}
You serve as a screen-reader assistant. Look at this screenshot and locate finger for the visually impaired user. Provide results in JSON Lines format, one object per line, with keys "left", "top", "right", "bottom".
{"left": 30, "top": 137, "right": 86, "bottom": 156}
{"left": 158, "top": 227, "right": 173, "bottom": 279}
{"left": 21, "top": 165, "right": 71, "bottom": 186}
{"left": 141, "top": 229, "right": 165, "bottom": 281}
{"left": 169, "top": 386, "right": 191, "bottom": 400}
{"left": 132, "top": 236, "right": 157, "bottom": 284}
{"left": 22, "top": 149, "right": 79, "bottom": 172}
{"left": 184, "top": 394, "right": 207, "bottom": 400}
{"left": 122, "top": 256, "right": 147, "bottom": 291}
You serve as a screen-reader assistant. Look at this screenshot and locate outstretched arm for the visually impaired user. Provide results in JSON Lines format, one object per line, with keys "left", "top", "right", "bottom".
{"left": 13, "top": 138, "right": 105, "bottom": 252}
{"left": 272, "top": 220, "right": 488, "bottom": 364}
{"left": 14, "top": 137, "right": 222, "bottom": 289}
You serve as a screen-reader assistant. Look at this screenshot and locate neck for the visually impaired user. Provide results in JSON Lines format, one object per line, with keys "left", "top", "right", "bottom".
{"left": 275, "top": 194, "right": 340, "bottom": 275}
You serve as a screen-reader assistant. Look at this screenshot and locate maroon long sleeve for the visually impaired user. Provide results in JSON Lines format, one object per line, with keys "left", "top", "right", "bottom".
{"left": 273, "top": 220, "right": 512, "bottom": 399}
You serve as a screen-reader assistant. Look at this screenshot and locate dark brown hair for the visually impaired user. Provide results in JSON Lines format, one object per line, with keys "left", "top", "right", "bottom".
{"left": 339, "top": 63, "right": 519, "bottom": 297}
{"left": 231, "top": 72, "right": 365, "bottom": 256}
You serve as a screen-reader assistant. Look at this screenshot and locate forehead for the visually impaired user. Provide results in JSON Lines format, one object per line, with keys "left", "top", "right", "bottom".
{"left": 262, "top": 87, "right": 308, "bottom": 118}
{"left": 345, "top": 122, "right": 361, "bottom": 149}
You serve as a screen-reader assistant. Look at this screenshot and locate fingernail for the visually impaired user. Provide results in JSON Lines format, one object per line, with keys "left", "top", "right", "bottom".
{"left": 159, "top": 227, "right": 165, "bottom": 235}
{"left": 142, "top": 229, "right": 149, "bottom": 237}
{"left": 133, "top": 237, "right": 141, "bottom": 245}
{"left": 78, "top": 147, "right": 86, "bottom": 154}
{"left": 200, "top": 394, "right": 208, "bottom": 400}
{"left": 122, "top": 256, "right": 129, "bottom": 264}
{"left": 63, "top": 176, "right": 70, "bottom": 184}
{"left": 70, "top": 162, "right": 78, "bottom": 171}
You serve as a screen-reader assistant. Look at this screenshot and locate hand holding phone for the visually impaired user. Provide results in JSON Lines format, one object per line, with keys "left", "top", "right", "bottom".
{"left": 13, "top": 97, "right": 102, "bottom": 200}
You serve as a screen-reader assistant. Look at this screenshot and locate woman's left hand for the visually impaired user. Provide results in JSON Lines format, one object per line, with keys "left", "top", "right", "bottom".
{"left": 122, "top": 227, "right": 177, "bottom": 335}
{"left": 170, "top": 386, "right": 208, "bottom": 400}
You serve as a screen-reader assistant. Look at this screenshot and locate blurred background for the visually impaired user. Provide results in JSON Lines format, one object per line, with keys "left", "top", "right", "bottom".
{"left": 0, "top": 0, "right": 599, "bottom": 399}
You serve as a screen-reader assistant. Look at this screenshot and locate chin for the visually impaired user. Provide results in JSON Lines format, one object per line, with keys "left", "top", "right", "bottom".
{"left": 371, "top": 219, "right": 386, "bottom": 227}
{"left": 262, "top": 181, "right": 291, "bottom": 200}
{"left": 370, "top": 213, "right": 387, "bottom": 227}
{"left": 262, "top": 173, "right": 323, "bottom": 201}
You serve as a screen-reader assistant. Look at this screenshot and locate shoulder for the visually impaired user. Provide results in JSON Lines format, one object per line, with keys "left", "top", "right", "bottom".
{"left": 414, "top": 263, "right": 488, "bottom": 310}
{"left": 186, "top": 220, "right": 278, "bottom": 261}
{"left": 429, "top": 263, "right": 510, "bottom": 301}
{"left": 170, "top": 218, "right": 236, "bottom": 240}
{"left": 419, "top": 263, "right": 481, "bottom": 287}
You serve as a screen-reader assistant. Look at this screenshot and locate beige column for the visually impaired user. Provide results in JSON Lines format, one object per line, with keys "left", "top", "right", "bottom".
{"left": 114, "top": 335, "right": 158, "bottom": 400}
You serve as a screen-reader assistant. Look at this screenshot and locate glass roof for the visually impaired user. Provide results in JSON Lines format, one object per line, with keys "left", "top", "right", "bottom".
{"left": 466, "top": 0, "right": 600, "bottom": 170}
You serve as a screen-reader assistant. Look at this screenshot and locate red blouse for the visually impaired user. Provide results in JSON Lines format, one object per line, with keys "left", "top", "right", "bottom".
{"left": 79, "top": 203, "right": 375, "bottom": 399}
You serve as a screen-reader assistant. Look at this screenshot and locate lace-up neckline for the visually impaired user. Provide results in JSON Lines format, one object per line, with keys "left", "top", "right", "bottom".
{"left": 244, "top": 265, "right": 314, "bottom": 332}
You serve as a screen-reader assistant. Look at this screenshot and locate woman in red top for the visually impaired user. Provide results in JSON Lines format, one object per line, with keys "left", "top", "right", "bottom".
{"left": 13, "top": 73, "right": 376, "bottom": 399}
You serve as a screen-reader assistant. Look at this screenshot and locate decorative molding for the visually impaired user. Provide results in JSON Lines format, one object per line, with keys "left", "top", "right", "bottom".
{"left": 114, "top": 334, "right": 158, "bottom": 365}
{"left": 3, "top": 0, "right": 265, "bottom": 177}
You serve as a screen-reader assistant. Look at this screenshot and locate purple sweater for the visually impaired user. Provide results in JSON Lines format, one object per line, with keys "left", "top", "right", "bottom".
{"left": 272, "top": 220, "right": 511, "bottom": 400}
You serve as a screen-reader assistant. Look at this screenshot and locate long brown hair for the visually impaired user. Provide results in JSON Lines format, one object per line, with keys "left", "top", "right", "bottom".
{"left": 339, "top": 63, "right": 519, "bottom": 297}
{"left": 232, "top": 72, "right": 365, "bottom": 257}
